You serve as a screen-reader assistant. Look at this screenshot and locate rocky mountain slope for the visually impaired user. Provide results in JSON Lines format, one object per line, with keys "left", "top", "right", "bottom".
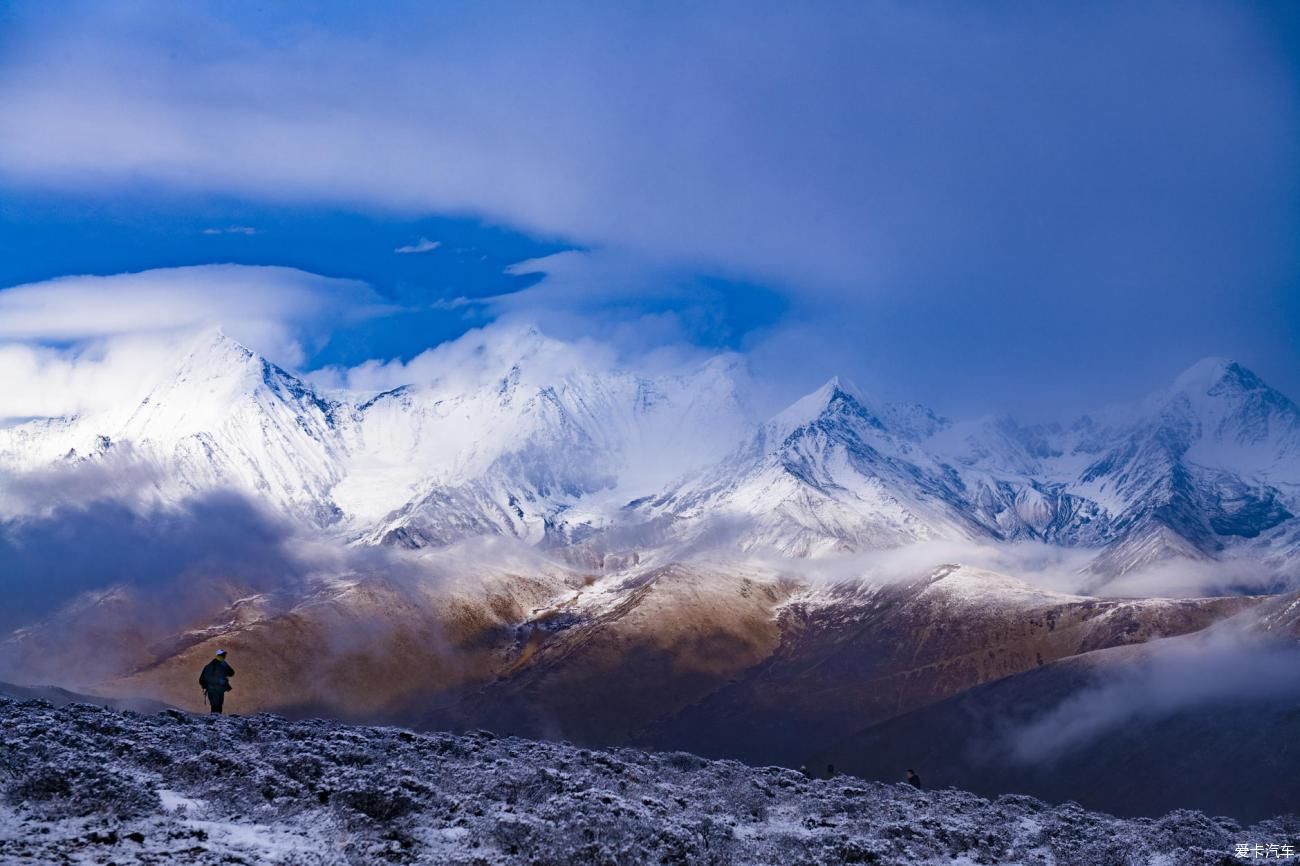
{"left": 629, "top": 566, "right": 1260, "bottom": 767}
{"left": 2, "top": 695, "right": 1294, "bottom": 865}
{"left": 404, "top": 562, "right": 1257, "bottom": 765}
{"left": 3, "top": 553, "right": 1262, "bottom": 820}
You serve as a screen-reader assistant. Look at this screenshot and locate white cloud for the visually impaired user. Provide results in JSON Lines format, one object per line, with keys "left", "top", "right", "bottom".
{"left": 308, "top": 248, "right": 742, "bottom": 396}
{"left": 0, "top": 336, "right": 185, "bottom": 423}
{"left": 0, "top": 264, "right": 397, "bottom": 420}
{"left": 394, "top": 237, "right": 440, "bottom": 254}
{"left": 489, "top": 250, "right": 737, "bottom": 371}
{"left": 430, "top": 296, "right": 475, "bottom": 310}
{"left": 0, "top": 2, "right": 1287, "bottom": 300}
{"left": 202, "top": 225, "right": 257, "bottom": 235}
{"left": 1005, "top": 625, "right": 1300, "bottom": 763}
{"left": 0, "top": 3, "right": 1296, "bottom": 414}
{"left": 0, "top": 264, "right": 392, "bottom": 354}
{"left": 308, "top": 320, "right": 619, "bottom": 395}
{"left": 684, "top": 538, "right": 1098, "bottom": 595}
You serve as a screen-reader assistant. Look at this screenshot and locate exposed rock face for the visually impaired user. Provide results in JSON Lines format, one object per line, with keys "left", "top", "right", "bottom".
{"left": 2, "top": 696, "right": 1294, "bottom": 865}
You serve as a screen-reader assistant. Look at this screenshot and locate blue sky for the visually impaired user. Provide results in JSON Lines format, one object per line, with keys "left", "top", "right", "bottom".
{"left": 1, "top": 0, "right": 1298, "bottom": 419}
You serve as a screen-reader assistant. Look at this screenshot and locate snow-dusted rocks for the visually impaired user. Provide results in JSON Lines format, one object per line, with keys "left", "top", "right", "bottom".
{"left": 2, "top": 697, "right": 1293, "bottom": 865}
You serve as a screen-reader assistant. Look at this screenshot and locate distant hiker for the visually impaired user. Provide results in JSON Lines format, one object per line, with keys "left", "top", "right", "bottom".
{"left": 199, "top": 649, "right": 235, "bottom": 714}
{"left": 799, "top": 765, "right": 810, "bottom": 777}
{"left": 906, "top": 769, "right": 922, "bottom": 789}
{"left": 825, "top": 763, "right": 835, "bottom": 779}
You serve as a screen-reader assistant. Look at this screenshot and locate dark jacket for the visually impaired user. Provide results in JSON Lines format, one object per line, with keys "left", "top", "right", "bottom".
{"left": 199, "top": 659, "right": 235, "bottom": 693}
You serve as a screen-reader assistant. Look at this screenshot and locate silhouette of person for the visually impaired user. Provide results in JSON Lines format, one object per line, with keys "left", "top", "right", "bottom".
{"left": 906, "top": 768, "right": 922, "bottom": 789}
{"left": 199, "top": 649, "right": 235, "bottom": 714}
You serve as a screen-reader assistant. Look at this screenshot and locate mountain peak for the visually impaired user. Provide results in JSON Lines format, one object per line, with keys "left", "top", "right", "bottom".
{"left": 460, "top": 324, "right": 578, "bottom": 392}
{"left": 813, "top": 375, "right": 869, "bottom": 406}
{"left": 1153, "top": 356, "right": 1300, "bottom": 469}
{"left": 135, "top": 326, "right": 318, "bottom": 418}
{"left": 769, "top": 376, "right": 877, "bottom": 435}
{"left": 1170, "top": 357, "right": 1263, "bottom": 397}
{"left": 113, "top": 325, "right": 334, "bottom": 455}
{"left": 1170, "top": 353, "right": 1237, "bottom": 390}
{"left": 182, "top": 326, "right": 259, "bottom": 368}
{"left": 495, "top": 323, "right": 553, "bottom": 356}
{"left": 157, "top": 328, "right": 281, "bottom": 398}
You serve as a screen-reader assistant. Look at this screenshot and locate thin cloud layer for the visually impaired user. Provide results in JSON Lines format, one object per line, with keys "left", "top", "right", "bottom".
{"left": 0, "top": 264, "right": 387, "bottom": 345}
{"left": 202, "top": 225, "right": 257, "bottom": 236}
{"left": 394, "top": 238, "right": 440, "bottom": 254}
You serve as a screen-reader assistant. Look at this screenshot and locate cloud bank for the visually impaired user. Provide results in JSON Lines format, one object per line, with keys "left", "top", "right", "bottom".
{"left": 0, "top": 264, "right": 389, "bottom": 346}
{"left": 2, "top": 3, "right": 1287, "bottom": 291}
{"left": 1, "top": 1, "right": 1297, "bottom": 413}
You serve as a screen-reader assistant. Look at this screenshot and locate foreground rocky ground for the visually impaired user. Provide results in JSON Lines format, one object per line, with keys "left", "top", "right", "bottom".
{"left": 0, "top": 697, "right": 1294, "bottom": 865}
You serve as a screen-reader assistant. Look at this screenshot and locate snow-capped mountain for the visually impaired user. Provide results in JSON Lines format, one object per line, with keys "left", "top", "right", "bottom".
{"left": 621, "top": 359, "right": 1300, "bottom": 584}
{"left": 0, "top": 327, "right": 753, "bottom": 544}
{"left": 629, "top": 379, "right": 985, "bottom": 557}
{"left": 1, "top": 328, "right": 1297, "bottom": 586}
{"left": 345, "top": 340, "right": 752, "bottom": 549}
{"left": 1067, "top": 359, "right": 1300, "bottom": 579}
{"left": 0, "top": 331, "right": 349, "bottom": 524}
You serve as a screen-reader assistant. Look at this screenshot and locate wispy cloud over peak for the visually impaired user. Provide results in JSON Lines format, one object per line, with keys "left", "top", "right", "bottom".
{"left": 0, "top": 264, "right": 386, "bottom": 346}
{"left": 0, "top": 264, "right": 398, "bottom": 421}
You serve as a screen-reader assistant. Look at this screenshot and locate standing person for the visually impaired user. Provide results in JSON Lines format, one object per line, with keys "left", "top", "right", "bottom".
{"left": 906, "top": 769, "right": 922, "bottom": 789}
{"left": 199, "top": 649, "right": 235, "bottom": 714}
